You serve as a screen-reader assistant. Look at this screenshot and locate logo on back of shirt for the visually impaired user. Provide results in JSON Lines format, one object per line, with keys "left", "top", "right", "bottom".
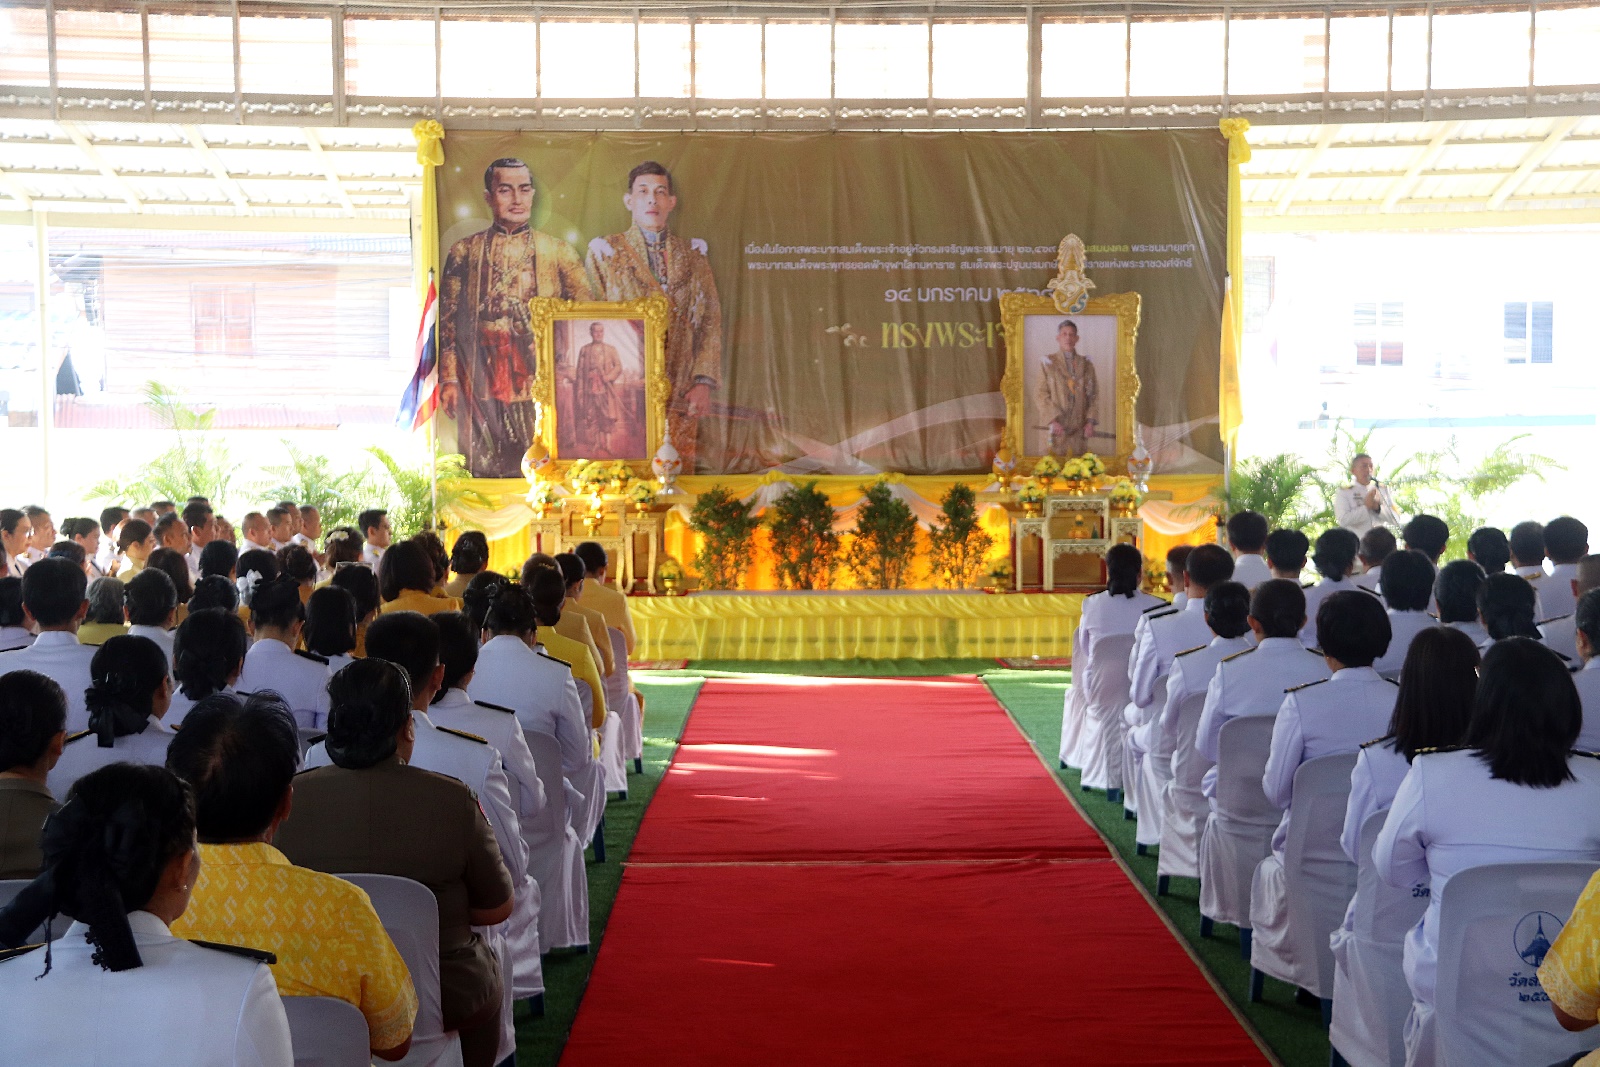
{"left": 1514, "top": 911, "right": 1561, "bottom": 969}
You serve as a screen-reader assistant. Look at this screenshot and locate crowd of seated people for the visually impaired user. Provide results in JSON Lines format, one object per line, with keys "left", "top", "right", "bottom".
{"left": 1059, "top": 508, "right": 1600, "bottom": 1065}
{"left": 0, "top": 496, "right": 638, "bottom": 1067}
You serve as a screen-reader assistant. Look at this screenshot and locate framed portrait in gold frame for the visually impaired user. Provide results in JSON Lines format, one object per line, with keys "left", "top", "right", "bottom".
{"left": 999, "top": 291, "right": 1142, "bottom": 472}
{"left": 528, "top": 295, "right": 670, "bottom": 468}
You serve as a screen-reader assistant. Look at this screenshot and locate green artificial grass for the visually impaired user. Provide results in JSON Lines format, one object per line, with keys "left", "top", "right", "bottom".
{"left": 987, "top": 671, "right": 1327, "bottom": 1067}
{"left": 515, "top": 674, "right": 703, "bottom": 1067}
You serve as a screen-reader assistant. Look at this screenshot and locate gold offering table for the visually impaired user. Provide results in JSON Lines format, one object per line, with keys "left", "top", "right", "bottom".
{"left": 1000, "top": 488, "right": 1153, "bottom": 592}
{"left": 527, "top": 495, "right": 674, "bottom": 594}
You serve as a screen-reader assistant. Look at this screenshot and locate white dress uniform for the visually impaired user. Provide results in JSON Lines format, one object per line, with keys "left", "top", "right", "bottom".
{"left": 1542, "top": 563, "right": 1580, "bottom": 621}
{"left": 1374, "top": 750, "right": 1600, "bottom": 1016}
{"left": 1128, "top": 597, "right": 1215, "bottom": 710}
{"left": 1262, "top": 666, "right": 1398, "bottom": 853}
{"left": 47, "top": 716, "right": 177, "bottom": 799}
{"left": 1231, "top": 553, "right": 1272, "bottom": 591}
{"left": 237, "top": 639, "right": 330, "bottom": 731}
{"left": 0, "top": 625, "right": 32, "bottom": 652}
{"left": 1542, "top": 614, "right": 1579, "bottom": 664}
{"left": 5, "top": 555, "right": 27, "bottom": 578}
{"left": 94, "top": 537, "right": 118, "bottom": 577}
{"left": 1069, "top": 588, "right": 1167, "bottom": 769}
{"left": 468, "top": 636, "right": 603, "bottom": 847}
{"left": 1298, "top": 576, "right": 1356, "bottom": 645}
{"left": 0, "top": 910, "right": 294, "bottom": 1066}
{"left": 1444, "top": 618, "right": 1490, "bottom": 647}
{"left": 127, "top": 623, "right": 175, "bottom": 668}
{"left": 239, "top": 538, "right": 275, "bottom": 558}
{"left": 1352, "top": 564, "right": 1383, "bottom": 594}
{"left": 1573, "top": 660, "right": 1600, "bottom": 751}
{"left": 1196, "top": 637, "right": 1331, "bottom": 797}
{"left": 167, "top": 684, "right": 238, "bottom": 728}
{"left": 186, "top": 544, "right": 204, "bottom": 582}
{"left": 1335, "top": 482, "right": 1400, "bottom": 535}
{"left": 1341, "top": 739, "right": 1410, "bottom": 864}
{"left": 361, "top": 542, "right": 385, "bottom": 568}
{"left": 1372, "top": 609, "right": 1437, "bottom": 678}
{"left": 1145, "top": 634, "right": 1255, "bottom": 771}
{"left": 0, "top": 630, "right": 98, "bottom": 733}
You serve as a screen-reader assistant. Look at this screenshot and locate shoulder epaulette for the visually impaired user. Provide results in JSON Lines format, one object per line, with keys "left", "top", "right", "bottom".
{"left": 63, "top": 730, "right": 92, "bottom": 745}
{"left": 1147, "top": 608, "right": 1179, "bottom": 622}
{"left": 1426, "top": 611, "right": 1439, "bottom": 619}
{"left": 437, "top": 725, "right": 487, "bottom": 745}
{"left": 1412, "top": 745, "right": 1465, "bottom": 756}
{"left": 1301, "top": 581, "right": 1316, "bottom": 589}
{"left": 304, "top": 732, "right": 327, "bottom": 747}
{"left": 1538, "top": 614, "right": 1573, "bottom": 627}
{"left": 1525, "top": 573, "right": 1543, "bottom": 582}
{"left": 1385, "top": 677, "right": 1400, "bottom": 685}
{"left": 1306, "top": 647, "right": 1324, "bottom": 656}
{"left": 1359, "top": 736, "right": 1393, "bottom": 750}
{"left": 1086, "top": 589, "right": 1106, "bottom": 599}
{"left": 1285, "top": 678, "right": 1327, "bottom": 693}
{"left": 1573, "top": 664, "right": 1585, "bottom": 674}
{"left": 294, "top": 649, "right": 329, "bottom": 665}
{"left": 1221, "top": 647, "right": 1255, "bottom": 663}
{"left": 1142, "top": 601, "right": 1172, "bottom": 614}
{"left": 187, "top": 940, "right": 277, "bottom": 965}
{"left": 536, "top": 649, "right": 572, "bottom": 668}
{"left": 1174, "top": 645, "right": 1208, "bottom": 658}
{"left": 1552, "top": 649, "right": 1573, "bottom": 662}
{"left": 0, "top": 943, "right": 43, "bottom": 964}
{"left": 473, "top": 699, "right": 516, "bottom": 715}
{"left": 1356, "top": 586, "right": 1381, "bottom": 597}
{"left": 1574, "top": 750, "right": 1600, "bottom": 760}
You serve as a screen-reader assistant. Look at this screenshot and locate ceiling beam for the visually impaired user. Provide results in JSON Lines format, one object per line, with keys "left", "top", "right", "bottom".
{"left": 1488, "top": 117, "right": 1580, "bottom": 211}
{"left": 182, "top": 126, "right": 255, "bottom": 216}
{"left": 301, "top": 128, "right": 359, "bottom": 218}
{"left": 1274, "top": 125, "right": 1339, "bottom": 215}
{"left": 1380, "top": 121, "right": 1460, "bottom": 213}
{"left": 59, "top": 122, "right": 143, "bottom": 212}
{"left": 0, "top": 166, "right": 33, "bottom": 209}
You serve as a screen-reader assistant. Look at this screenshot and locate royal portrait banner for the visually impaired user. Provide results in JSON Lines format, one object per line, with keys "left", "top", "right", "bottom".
{"left": 435, "top": 130, "right": 1227, "bottom": 478}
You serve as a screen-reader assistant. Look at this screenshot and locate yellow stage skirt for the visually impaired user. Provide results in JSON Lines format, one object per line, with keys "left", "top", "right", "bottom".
{"left": 629, "top": 591, "right": 1086, "bottom": 661}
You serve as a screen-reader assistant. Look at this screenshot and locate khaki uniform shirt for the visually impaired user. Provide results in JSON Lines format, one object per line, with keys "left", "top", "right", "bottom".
{"left": 578, "top": 580, "right": 637, "bottom": 656}
{"left": 274, "top": 757, "right": 513, "bottom": 1029}
{"left": 0, "top": 776, "right": 58, "bottom": 879}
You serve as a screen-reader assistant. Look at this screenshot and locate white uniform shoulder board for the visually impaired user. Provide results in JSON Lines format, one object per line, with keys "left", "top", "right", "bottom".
{"left": 1385, "top": 677, "right": 1400, "bottom": 685}
{"left": 537, "top": 650, "right": 572, "bottom": 668}
{"left": 1356, "top": 586, "right": 1381, "bottom": 598}
{"left": 1306, "top": 646, "right": 1324, "bottom": 656}
{"left": 473, "top": 699, "right": 517, "bottom": 715}
{"left": 294, "top": 649, "right": 329, "bottom": 665}
{"left": 1221, "top": 647, "right": 1255, "bottom": 663}
{"left": 1285, "top": 678, "right": 1327, "bottom": 693}
{"left": 1574, "top": 750, "right": 1600, "bottom": 760}
{"left": 1538, "top": 613, "right": 1574, "bottom": 627}
{"left": 438, "top": 725, "right": 488, "bottom": 745}
{"left": 1359, "top": 736, "right": 1392, "bottom": 749}
{"left": 1301, "top": 582, "right": 1316, "bottom": 589}
{"left": 0, "top": 943, "right": 43, "bottom": 965}
{"left": 1174, "top": 645, "right": 1208, "bottom": 658}
{"left": 1142, "top": 601, "right": 1172, "bottom": 615}
{"left": 1147, "top": 609, "right": 1179, "bottom": 622}
{"left": 63, "top": 730, "right": 93, "bottom": 746}
{"left": 1412, "top": 745, "right": 1464, "bottom": 757}
{"left": 189, "top": 940, "right": 278, "bottom": 965}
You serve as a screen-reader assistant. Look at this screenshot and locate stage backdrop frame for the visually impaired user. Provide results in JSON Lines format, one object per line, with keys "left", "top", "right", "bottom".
{"left": 530, "top": 295, "right": 671, "bottom": 467}
{"left": 999, "top": 291, "right": 1142, "bottom": 472}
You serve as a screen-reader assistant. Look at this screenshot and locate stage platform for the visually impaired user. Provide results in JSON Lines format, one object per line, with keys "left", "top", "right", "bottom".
{"left": 629, "top": 590, "right": 1088, "bottom": 661}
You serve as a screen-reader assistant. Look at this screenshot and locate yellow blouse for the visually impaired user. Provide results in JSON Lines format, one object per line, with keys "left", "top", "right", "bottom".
{"left": 173, "top": 842, "right": 417, "bottom": 1053}
{"left": 537, "top": 625, "right": 607, "bottom": 728}
{"left": 76, "top": 622, "right": 129, "bottom": 647}
{"left": 379, "top": 588, "right": 461, "bottom": 616}
{"left": 1539, "top": 868, "right": 1600, "bottom": 1064}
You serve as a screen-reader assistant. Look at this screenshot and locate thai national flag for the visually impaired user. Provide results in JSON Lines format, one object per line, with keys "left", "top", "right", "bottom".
{"left": 396, "top": 278, "right": 439, "bottom": 431}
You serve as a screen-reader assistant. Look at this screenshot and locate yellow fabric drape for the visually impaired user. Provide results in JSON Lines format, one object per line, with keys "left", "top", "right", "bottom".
{"left": 412, "top": 120, "right": 444, "bottom": 299}
{"left": 1218, "top": 118, "right": 1251, "bottom": 457}
{"left": 628, "top": 591, "right": 1087, "bottom": 661}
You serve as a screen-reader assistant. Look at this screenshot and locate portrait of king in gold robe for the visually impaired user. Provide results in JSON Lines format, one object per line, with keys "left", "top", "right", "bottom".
{"left": 562, "top": 319, "right": 645, "bottom": 459}
{"left": 440, "top": 157, "right": 593, "bottom": 477}
{"left": 1033, "top": 318, "right": 1100, "bottom": 457}
{"left": 585, "top": 160, "right": 722, "bottom": 472}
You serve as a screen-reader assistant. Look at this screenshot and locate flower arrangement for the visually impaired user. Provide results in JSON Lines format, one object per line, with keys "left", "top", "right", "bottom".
{"left": 566, "top": 459, "right": 604, "bottom": 494}
{"left": 986, "top": 556, "right": 1013, "bottom": 592}
{"left": 1108, "top": 478, "right": 1142, "bottom": 510}
{"left": 1032, "top": 455, "right": 1062, "bottom": 480}
{"left": 1017, "top": 479, "right": 1046, "bottom": 513}
{"left": 527, "top": 481, "right": 563, "bottom": 518}
{"left": 657, "top": 555, "right": 686, "bottom": 594}
{"left": 1059, "top": 452, "right": 1107, "bottom": 482}
{"left": 606, "top": 459, "right": 634, "bottom": 491}
{"left": 628, "top": 481, "right": 657, "bottom": 510}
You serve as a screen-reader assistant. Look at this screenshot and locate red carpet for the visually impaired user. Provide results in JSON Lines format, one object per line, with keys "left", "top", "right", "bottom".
{"left": 630, "top": 676, "right": 1108, "bottom": 863}
{"left": 562, "top": 677, "right": 1270, "bottom": 1066}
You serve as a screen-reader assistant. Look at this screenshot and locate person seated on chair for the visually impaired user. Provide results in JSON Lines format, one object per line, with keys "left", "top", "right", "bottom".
{"left": 1435, "top": 560, "right": 1490, "bottom": 648}
{"left": 377, "top": 541, "right": 458, "bottom": 616}
{"left": 330, "top": 563, "right": 381, "bottom": 658}
{"left": 1466, "top": 526, "right": 1512, "bottom": 579}
{"left": 1226, "top": 511, "right": 1272, "bottom": 591}
{"left": 238, "top": 577, "right": 329, "bottom": 731}
{"left": 1402, "top": 514, "right": 1450, "bottom": 566}
{"left": 1298, "top": 528, "right": 1361, "bottom": 645}
{"left": 518, "top": 557, "right": 608, "bottom": 727}
{"left": 1570, "top": 589, "right": 1600, "bottom": 752}
{"left": 554, "top": 553, "right": 615, "bottom": 678}
{"left": 1195, "top": 579, "right": 1331, "bottom": 797}
{"left": 303, "top": 586, "right": 359, "bottom": 676}
{"left": 1374, "top": 639, "right": 1600, "bottom": 1058}
{"left": 446, "top": 531, "right": 489, "bottom": 600}
{"left": 1372, "top": 550, "right": 1437, "bottom": 678}
{"left": 1341, "top": 627, "right": 1479, "bottom": 866}
{"left": 1128, "top": 545, "right": 1235, "bottom": 712}
{"left": 167, "top": 607, "right": 247, "bottom": 728}
{"left": 1164, "top": 544, "right": 1196, "bottom": 610}
{"left": 0, "top": 763, "right": 294, "bottom": 1063}
{"left": 77, "top": 575, "right": 128, "bottom": 648}
{"left": 0, "top": 670, "right": 66, "bottom": 879}
{"left": 275, "top": 544, "right": 318, "bottom": 605}
{"left": 574, "top": 541, "right": 638, "bottom": 654}
{"left": 1510, "top": 520, "right": 1547, "bottom": 578}
{"left": 1538, "top": 854, "right": 1600, "bottom": 1041}
{"left": 0, "top": 558, "right": 96, "bottom": 732}
{"left": 47, "top": 634, "right": 174, "bottom": 800}
{"left": 1081, "top": 543, "right": 1168, "bottom": 668}
{"left": 1542, "top": 517, "right": 1591, "bottom": 623}
{"left": 1352, "top": 527, "right": 1396, "bottom": 594}
{"left": 1265, "top": 528, "right": 1310, "bottom": 584}
{"left": 124, "top": 567, "right": 178, "bottom": 666}
{"left": 1540, "top": 555, "right": 1600, "bottom": 664}
{"left": 1477, "top": 572, "right": 1544, "bottom": 653}
{"left": 274, "top": 657, "right": 514, "bottom": 1067}
{"left": 199, "top": 539, "right": 239, "bottom": 583}
{"left": 167, "top": 690, "right": 417, "bottom": 1062}
{"left": 410, "top": 531, "right": 452, "bottom": 598}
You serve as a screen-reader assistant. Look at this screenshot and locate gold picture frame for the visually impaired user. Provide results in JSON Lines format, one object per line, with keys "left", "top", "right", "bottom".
{"left": 528, "top": 295, "right": 671, "bottom": 469}
{"left": 999, "top": 291, "right": 1142, "bottom": 472}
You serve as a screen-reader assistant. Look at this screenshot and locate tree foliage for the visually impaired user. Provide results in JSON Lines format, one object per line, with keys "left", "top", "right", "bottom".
{"left": 86, "top": 381, "right": 242, "bottom": 506}
{"left": 926, "top": 482, "right": 994, "bottom": 588}
{"left": 842, "top": 481, "right": 920, "bottom": 589}
{"left": 365, "top": 447, "right": 483, "bottom": 540}
{"left": 254, "top": 441, "right": 381, "bottom": 532}
{"left": 768, "top": 481, "right": 839, "bottom": 590}
{"left": 1204, "top": 453, "right": 1330, "bottom": 531}
{"left": 688, "top": 485, "right": 762, "bottom": 590}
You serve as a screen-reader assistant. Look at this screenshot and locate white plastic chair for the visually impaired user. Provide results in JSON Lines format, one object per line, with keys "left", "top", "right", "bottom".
{"left": 1157, "top": 691, "right": 1214, "bottom": 890}
{"left": 521, "top": 727, "right": 591, "bottom": 952}
{"left": 0, "top": 878, "right": 66, "bottom": 944}
{"left": 1331, "top": 809, "right": 1429, "bottom": 1067}
{"left": 1249, "top": 752, "right": 1359, "bottom": 1003}
{"left": 283, "top": 995, "right": 372, "bottom": 1067}
{"left": 1198, "top": 715, "right": 1278, "bottom": 947}
{"left": 608, "top": 629, "right": 643, "bottom": 774}
{"left": 1127, "top": 675, "right": 1172, "bottom": 845}
{"left": 1058, "top": 620, "right": 1089, "bottom": 769}
{"left": 337, "top": 873, "right": 464, "bottom": 1067}
{"left": 1433, "top": 862, "right": 1600, "bottom": 1067}
{"left": 1076, "top": 632, "right": 1136, "bottom": 794}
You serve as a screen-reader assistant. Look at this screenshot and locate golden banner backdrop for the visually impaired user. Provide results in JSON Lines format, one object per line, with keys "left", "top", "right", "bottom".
{"left": 435, "top": 130, "right": 1227, "bottom": 479}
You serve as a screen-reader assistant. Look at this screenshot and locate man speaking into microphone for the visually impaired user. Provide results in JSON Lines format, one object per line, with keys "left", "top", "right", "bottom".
{"left": 1335, "top": 452, "right": 1400, "bottom": 534}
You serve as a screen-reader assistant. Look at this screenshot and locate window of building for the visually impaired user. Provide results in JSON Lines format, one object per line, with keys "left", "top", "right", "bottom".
{"left": 1353, "top": 301, "right": 1403, "bottom": 366}
{"left": 1243, "top": 257, "right": 1275, "bottom": 334}
{"left": 1504, "top": 301, "right": 1554, "bottom": 364}
{"left": 193, "top": 284, "right": 255, "bottom": 356}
